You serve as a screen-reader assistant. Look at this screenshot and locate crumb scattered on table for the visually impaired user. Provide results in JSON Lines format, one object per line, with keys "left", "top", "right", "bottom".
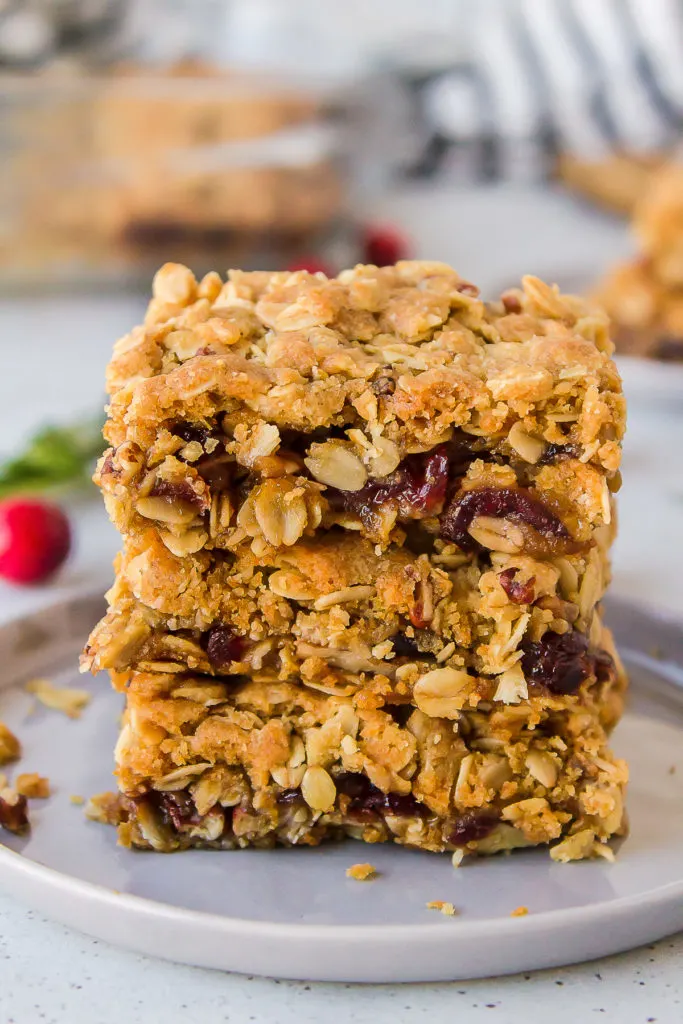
{"left": 26, "top": 678, "right": 91, "bottom": 719}
{"left": 451, "top": 850, "right": 465, "bottom": 868}
{"left": 346, "top": 862, "right": 377, "bottom": 881}
{"left": 15, "top": 772, "right": 50, "bottom": 799}
{"left": 70, "top": 794, "right": 84, "bottom": 805}
{"left": 427, "top": 901, "right": 457, "bottom": 916}
{"left": 511, "top": 906, "right": 529, "bottom": 917}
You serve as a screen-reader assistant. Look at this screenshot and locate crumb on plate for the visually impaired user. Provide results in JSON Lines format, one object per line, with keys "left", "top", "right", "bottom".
{"left": 26, "top": 678, "right": 91, "bottom": 719}
{"left": 15, "top": 772, "right": 50, "bottom": 799}
{"left": 426, "top": 901, "right": 457, "bottom": 916}
{"left": 451, "top": 850, "right": 465, "bottom": 869}
{"left": 70, "top": 794, "right": 85, "bottom": 805}
{"left": 346, "top": 862, "right": 377, "bottom": 881}
{"left": 84, "top": 791, "right": 122, "bottom": 825}
{"left": 511, "top": 906, "right": 529, "bottom": 917}
{"left": 0, "top": 721, "right": 20, "bottom": 765}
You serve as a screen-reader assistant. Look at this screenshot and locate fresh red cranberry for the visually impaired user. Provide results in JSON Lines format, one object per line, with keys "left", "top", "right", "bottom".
{"left": 0, "top": 500, "right": 71, "bottom": 585}
{"left": 285, "top": 258, "right": 335, "bottom": 276}
{"left": 449, "top": 812, "right": 499, "bottom": 846}
{"left": 498, "top": 568, "right": 536, "bottom": 605}
{"left": 439, "top": 487, "right": 572, "bottom": 553}
{"left": 205, "top": 626, "right": 244, "bottom": 668}
{"left": 522, "top": 631, "right": 598, "bottom": 695}
{"left": 362, "top": 224, "right": 411, "bottom": 266}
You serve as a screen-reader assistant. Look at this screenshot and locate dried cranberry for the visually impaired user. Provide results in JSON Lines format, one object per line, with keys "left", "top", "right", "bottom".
{"left": 335, "top": 773, "right": 427, "bottom": 818}
{"left": 371, "top": 375, "right": 396, "bottom": 397}
{"left": 391, "top": 633, "right": 420, "bottom": 657}
{"left": 205, "top": 625, "right": 244, "bottom": 668}
{"left": 449, "top": 812, "right": 499, "bottom": 846}
{"left": 173, "top": 423, "right": 213, "bottom": 446}
{"left": 150, "top": 478, "right": 207, "bottom": 510}
{"left": 498, "top": 568, "right": 535, "bottom": 605}
{"left": 522, "top": 631, "right": 596, "bottom": 695}
{"left": 384, "top": 792, "right": 428, "bottom": 817}
{"left": 537, "top": 443, "right": 580, "bottom": 466}
{"left": 277, "top": 789, "right": 303, "bottom": 805}
{"left": 0, "top": 792, "right": 29, "bottom": 834}
{"left": 157, "top": 791, "right": 202, "bottom": 831}
{"left": 334, "top": 446, "right": 450, "bottom": 523}
{"left": 439, "top": 487, "right": 572, "bottom": 553}
{"left": 196, "top": 456, "right": 233, "bottom": 492}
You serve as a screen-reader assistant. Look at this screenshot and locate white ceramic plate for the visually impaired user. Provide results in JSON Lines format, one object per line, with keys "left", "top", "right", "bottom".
{"left": 0, "top": 593, "right": 681, "bottom": 982}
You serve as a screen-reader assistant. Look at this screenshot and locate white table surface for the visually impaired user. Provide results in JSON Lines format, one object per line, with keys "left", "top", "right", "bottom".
{"left": 0, "top": 185, "right": 681, "bottom": 1023}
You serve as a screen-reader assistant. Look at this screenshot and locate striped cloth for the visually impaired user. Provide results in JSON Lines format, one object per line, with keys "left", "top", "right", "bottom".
{"left": 399, "top": 0, "right": 683, "bottom": 180}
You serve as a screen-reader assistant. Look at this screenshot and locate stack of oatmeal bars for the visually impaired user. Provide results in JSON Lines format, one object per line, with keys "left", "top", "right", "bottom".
{"left": 596, "top": 163, "right": 683, "bottom": 361}
{"left": 83, "top": 260, "right": 628, "bottom": 861}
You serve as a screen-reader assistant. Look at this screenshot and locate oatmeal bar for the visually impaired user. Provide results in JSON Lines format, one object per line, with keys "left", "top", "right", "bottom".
{"left": 109, "top": 650, "right": 627, "bottom": 857}
{"left": 86, "top": 260, "right": 627, "bottom": 859}
{"left": 595, "top": 164, "right": 683, "bottom": 360}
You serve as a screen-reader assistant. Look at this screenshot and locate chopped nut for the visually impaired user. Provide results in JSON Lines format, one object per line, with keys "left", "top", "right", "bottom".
{"left": 0, "top": 787, "right": 29, "bottom": 833}
{"left": 346, "top": 863, "right": 377, "bottom": 881}
{"left": 26, "top": 679, "right": 91, "bottom": 719}
{"left": 426, "top": 901, "right": 457, "bottom": 916}
{"left": 15, "top": 773, "right": 50, "bottom": 799}
{"left": 451, "top": 850, "right": 465, "bottom": 868}
{"left": 0, "top": 722, "right": 20, "bottom": 765}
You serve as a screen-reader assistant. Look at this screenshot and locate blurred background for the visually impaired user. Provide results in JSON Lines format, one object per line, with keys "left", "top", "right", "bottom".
{"left": 0, "top": 0, "right": 682, "bottom": 610}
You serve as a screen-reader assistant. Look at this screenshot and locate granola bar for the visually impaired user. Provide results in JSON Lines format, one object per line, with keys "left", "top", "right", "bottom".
{"left": 595, "top": 164, "right": 683, "bottom": 360}
{"left": 110, "top": 646, "right": 626, "bottom": 857}
{"left": 86, "top": 260, "right": 628, "bottom": 859}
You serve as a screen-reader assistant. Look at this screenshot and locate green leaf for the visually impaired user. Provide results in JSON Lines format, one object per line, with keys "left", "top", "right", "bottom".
{"left": 0, "top": 414, "right": 106, "bottom": 498}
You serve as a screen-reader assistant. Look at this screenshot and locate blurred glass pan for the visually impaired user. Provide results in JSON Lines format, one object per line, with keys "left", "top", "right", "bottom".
{"left": 0, "top": 62, "right": 365, "bottom": 290}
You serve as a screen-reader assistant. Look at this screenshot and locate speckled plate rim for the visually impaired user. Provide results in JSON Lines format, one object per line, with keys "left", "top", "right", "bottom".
{"left": 0, "top": 590, "right": 682, "bottom": 982}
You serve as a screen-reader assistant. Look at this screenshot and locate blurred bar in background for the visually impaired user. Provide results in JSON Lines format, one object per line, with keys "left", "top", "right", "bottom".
{"left": 2, "top": 0, "right": 683, "bottom": 292}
